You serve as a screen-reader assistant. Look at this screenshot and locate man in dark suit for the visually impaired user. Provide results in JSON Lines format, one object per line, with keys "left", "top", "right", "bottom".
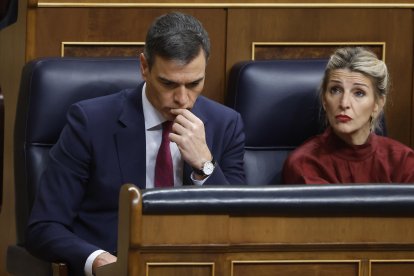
{"left": 26, "top": 12, "right": 245, "bottom": 276}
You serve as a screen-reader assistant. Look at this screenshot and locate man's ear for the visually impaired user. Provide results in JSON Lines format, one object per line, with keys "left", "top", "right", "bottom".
{"left": 139, "top": 53, "right": 148, "bottom": 80}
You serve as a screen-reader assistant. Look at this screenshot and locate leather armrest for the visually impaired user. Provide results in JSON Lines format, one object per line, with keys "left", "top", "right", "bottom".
{"left": 142, "top": 185, "right": 414, "bottom": 216}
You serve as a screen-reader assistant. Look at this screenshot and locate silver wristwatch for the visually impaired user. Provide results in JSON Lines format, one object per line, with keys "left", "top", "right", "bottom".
{"left": 193, "top": 159, "right": 216, "bottom": 176}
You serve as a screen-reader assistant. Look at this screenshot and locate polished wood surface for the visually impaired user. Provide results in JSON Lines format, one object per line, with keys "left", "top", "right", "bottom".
{"left": 253, "top": 44, "right": 384, "bottom": 60}
{"left": 370, "top": 261, "right": 414, "bottom": 276}
{"left": 62, "top": 43, "right": 145, "bottom": 57}
{"left": 96, "top": 184, "right": 414, "bottom": 276}
{"left": 32, "top": 0, "right": 414, "bottom": 7}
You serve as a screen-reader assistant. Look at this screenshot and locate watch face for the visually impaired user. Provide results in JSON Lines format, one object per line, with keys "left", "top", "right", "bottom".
{"left": 203, "top": 161, "right": 215, "bottom": 175}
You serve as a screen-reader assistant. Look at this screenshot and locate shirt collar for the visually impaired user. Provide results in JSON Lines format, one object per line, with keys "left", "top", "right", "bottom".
{"left": 142, "top": 82, "right": 166, "bottom": 130}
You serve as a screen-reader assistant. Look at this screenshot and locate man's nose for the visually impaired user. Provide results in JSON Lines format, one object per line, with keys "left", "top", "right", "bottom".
{"left": 173, "top": 86, "right": 189, "bottom": 106}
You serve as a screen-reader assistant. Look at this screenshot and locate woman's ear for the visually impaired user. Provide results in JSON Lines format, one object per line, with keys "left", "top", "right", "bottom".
{"left": 322, "top": 95, "right": 327, "bottom": 111}
{"left": 374, "top": 96, "right": 386, "bottom": 116}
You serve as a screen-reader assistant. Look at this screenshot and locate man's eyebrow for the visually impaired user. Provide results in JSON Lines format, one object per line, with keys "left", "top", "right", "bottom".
{"left": 157, "top": 76, "right": 175, "bottom": 83}
{"left": 157, "top": 76, "right": 205, "bottom": 84}
{"left": 190, "top": 77, "right": 205, "bottom": 83}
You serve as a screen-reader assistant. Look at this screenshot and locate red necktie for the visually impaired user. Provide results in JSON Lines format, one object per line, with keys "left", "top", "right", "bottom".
{"left": 154, "top": 121, "right": 174, "bottom": 187}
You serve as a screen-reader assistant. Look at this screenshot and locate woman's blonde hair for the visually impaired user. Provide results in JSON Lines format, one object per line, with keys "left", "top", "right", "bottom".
{"left": 320, "top": 47, "right": 389, "bottom": 132}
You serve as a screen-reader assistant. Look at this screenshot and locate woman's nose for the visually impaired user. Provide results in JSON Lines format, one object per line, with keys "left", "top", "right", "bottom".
{"left": 339, "top": 92, "right": 351, "bottom": 110}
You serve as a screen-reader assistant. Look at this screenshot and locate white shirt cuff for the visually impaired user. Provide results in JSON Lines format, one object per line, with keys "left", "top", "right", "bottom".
{"left": 191, "top": 172, "right": 209, "bottom": 186}
{"left": 84, "top": 249, "right": 106, "bottom": 276}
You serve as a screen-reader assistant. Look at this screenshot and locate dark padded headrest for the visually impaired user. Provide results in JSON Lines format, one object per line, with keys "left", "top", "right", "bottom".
{"left": 142, "top": 185, "right": 414, "bottom": 216}
{"left": 0, "top": 0, "right": 17, "bottom": 30}
{"left": 227, "top": 59, "right": 328, "bottom": 148}
{"left": 16, "top": 57, "right": 141, "bottom": 144}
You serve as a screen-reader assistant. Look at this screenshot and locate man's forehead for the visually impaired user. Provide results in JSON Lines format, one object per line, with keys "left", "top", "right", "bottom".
{"left": 156, "top": 73, "right": 205, "bottom": 85}
{"left": 152, "top": 55, "right": 206, "bottom": 83}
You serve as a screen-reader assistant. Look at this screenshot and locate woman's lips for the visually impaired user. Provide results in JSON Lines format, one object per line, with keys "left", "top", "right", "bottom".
{"left": 335, "top": 114, "right": 352, "bottom": 123}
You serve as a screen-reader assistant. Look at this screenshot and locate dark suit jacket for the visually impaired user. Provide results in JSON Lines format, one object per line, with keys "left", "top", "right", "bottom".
{"left": 26, "top": 83, "right": 245, "bottom": 275}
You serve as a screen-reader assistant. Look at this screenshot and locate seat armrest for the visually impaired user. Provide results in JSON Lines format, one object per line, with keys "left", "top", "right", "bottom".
{"left": 52, "top": 262, "right": 68, "bottom": 276}
{"left": 7, "top": 245, "right": 68, "bottom": 276}
{"left": 142, "top": 185, "right": 414, "bottom": 216}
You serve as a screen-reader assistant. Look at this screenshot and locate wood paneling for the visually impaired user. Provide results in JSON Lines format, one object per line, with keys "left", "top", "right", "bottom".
{"left": 33, "top": 0, "right": 414, "bottom": 6}
{"left": 62, "top": 43, "right": 144, "bottom": 57}
{"left": 370, "top": 261, "right": 414, "bottom": 276}
{"left": 229, "top": 216, "right": 414, "bottom": 244}
{"left": 253, "top": 43, "right": 384, "bottom": 60}
{"left": 232, "top": 261, "right": 359, "bottom": 276}
{"left": 146, "top": 263, "right": 214, "bottom": 276}
{"left": 31, "top": 8, "right": 226, "bottom": 103}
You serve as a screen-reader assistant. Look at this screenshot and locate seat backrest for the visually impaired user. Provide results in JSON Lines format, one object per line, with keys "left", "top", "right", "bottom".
{"left": 0, "top": 0, "right": 17, "bottom": 30}
{"left": 14, "top": 57, "right": 142, "bottom": 245}
{"left": 227, "top": 59, "right": 328, "bottom": 185}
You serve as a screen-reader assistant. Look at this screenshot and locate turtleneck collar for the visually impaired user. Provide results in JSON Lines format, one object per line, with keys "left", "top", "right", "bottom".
{"left": 323, "top": 127, "right": 378, "bottom": 161}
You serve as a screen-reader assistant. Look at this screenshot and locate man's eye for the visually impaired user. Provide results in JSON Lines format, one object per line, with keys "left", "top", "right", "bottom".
{"left": 161, "top": 81, "right": 175, "bottom": 87}
{"left": 187, "top": 82, "right": 200, "bottom": 88}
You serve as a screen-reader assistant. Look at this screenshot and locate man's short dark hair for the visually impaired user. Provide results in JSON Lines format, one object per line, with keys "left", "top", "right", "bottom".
{"left": 144, "top": 12, "right": 211, "bottom": 69}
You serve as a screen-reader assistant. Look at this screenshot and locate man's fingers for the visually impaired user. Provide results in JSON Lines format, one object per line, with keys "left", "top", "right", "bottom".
{"left": 170, "top": 123, "right": 187, "bottom": 138}
{"left": 171, "top": 108, "right": 198, "bottom": 122}
{"left": 173, "top": 114, "right": 193, "bottom": 130}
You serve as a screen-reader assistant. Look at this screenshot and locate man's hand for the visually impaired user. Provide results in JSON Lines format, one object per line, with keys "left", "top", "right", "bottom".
{"left": 92, "top": 252, "right": 117, "bottom": 274}
{"left": 169, "top": 108, "right": 212, "bottom": 175}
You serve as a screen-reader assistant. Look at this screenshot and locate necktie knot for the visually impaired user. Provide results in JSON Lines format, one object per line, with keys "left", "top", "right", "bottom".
{"left": 162, "top": 120, "right": 173, "bottom": 136}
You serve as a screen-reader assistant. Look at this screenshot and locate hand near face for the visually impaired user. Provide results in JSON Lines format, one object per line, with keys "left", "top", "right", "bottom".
{"left": 169, "top": 108, "right": 212, "bottom": 173}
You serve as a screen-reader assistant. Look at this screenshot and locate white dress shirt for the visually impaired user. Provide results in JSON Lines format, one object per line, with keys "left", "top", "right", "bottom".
{"left": 142, "top": 83, "right": 184, "bottom": 188}
{"left": 85, "top": 84, "right": 207, "bottom": 275}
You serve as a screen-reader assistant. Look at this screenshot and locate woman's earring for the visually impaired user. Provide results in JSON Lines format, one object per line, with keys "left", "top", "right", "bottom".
{"left": 370, "top": 113, "right": 375, "bottom": 132}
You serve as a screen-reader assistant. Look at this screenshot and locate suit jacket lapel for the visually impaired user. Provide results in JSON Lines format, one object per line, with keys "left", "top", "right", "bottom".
{"left": 115, "top": 85, "right": 147, "bottom": 189}
{"left": 114, "top": 93, "right": 211, "bottom": 188}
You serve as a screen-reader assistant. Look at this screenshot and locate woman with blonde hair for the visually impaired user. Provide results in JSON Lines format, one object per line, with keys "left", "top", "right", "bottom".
{"left": 282, "top": 47, "right": 414, "bottom": 183}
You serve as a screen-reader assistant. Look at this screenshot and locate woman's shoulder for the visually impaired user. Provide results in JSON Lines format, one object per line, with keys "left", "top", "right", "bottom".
{"left": 373, "top": 135, "right": 414, "bottom": 167}
{"left": 374, "top": 135, "right": 414, "bottom": 153}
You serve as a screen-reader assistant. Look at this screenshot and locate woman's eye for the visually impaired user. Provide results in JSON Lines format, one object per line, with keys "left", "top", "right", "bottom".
{"left": 330, "top": 86, "right": 342, "bottom": 94}
{"left": 354, "top": 90, "right": 366, "bottom": 97}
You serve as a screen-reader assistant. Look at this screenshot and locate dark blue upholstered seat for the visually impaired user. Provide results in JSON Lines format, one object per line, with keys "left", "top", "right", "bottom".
{"left": 8, "top": 57, "right": 142, "bottom": 276}
{"left": 227, "top": 59, "right": 328, "bottom": 185}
